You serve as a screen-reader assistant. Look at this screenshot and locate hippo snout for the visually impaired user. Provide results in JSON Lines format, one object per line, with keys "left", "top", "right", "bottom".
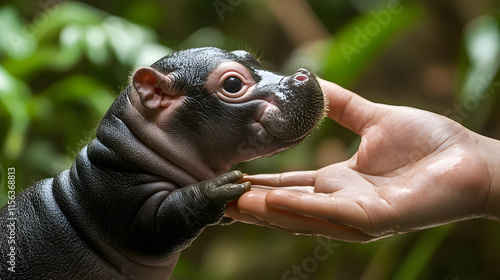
{"left": 260, "top": 69, "right": 325, "bottom": 143}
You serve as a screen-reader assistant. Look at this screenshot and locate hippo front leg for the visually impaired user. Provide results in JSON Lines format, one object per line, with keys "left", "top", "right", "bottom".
{"left": 130, "top": 171, "right": 251, "bottom": 257}
{"left": 158, "top": 171, "right": 251, "bottom": 253}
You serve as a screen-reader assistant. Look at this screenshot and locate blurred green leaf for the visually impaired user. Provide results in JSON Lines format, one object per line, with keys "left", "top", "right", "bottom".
{"left": 392, "top": 225, "right": 453, "bottom": 280}
{"left": 0, "top": 65, "right": 31, "bottom": 160}
{"left": 0, "top": 6, "right": 38, "bottom": 59}
{"left": 102, "top": 16, "right": 172, "bottom": 67}
{"left": 458, "top": 14, "right": 500, "bottom": 129}
{"left": 322, "top": 4, "right": 421, "bottom": 86}
{"left": 182, "top": 27, "right": 227, "bottom": 49}
{"left": 30, "top": 2, "right": 105, "bottom": 42}
{"left": 2, "top": 2, "right": 172, "bottom": 78}
{"left": 37, "top": 75, "right": 115, "bottom": 117}
{"left": 84, "top": 25, "right": 110, "bottom": 65}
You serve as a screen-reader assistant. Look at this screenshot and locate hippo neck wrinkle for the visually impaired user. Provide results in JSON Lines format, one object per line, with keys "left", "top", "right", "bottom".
{"left": 123, "top": 91, "right": 218, "bottom": 183}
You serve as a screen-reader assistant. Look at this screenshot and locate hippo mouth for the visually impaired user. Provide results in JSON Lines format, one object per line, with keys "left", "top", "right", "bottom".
{"left": 257, "top": 69, "right": 325, "bottom": 143}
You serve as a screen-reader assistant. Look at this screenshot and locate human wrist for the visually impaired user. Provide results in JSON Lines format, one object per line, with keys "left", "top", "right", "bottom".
{"left": 477, "top": 134, "right": 500, "bottom": 221}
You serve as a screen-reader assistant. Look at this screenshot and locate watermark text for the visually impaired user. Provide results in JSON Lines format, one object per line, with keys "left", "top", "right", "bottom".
{"left": 5, "top": 167, "right": 17, "bottom": 273}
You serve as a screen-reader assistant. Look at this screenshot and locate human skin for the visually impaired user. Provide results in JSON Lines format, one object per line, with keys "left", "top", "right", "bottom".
{"left": 226, "top": 79, "right": 500, "bottom": 242}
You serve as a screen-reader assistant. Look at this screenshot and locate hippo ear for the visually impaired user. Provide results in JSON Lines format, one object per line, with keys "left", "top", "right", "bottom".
{"left": 132, "top": 67, "right": 178, "bottom": 109}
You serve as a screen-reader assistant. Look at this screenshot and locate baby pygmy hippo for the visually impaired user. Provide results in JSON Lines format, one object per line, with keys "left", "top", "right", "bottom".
{"left": 0, "top": 47, "right": 325, "bottom": 279}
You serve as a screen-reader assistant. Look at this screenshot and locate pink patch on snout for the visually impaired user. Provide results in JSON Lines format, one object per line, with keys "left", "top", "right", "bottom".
{"left": 295, "top": 74, "right": 308, "bottom": 82}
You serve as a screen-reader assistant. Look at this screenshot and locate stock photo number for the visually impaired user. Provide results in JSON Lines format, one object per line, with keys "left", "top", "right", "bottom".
{"left": 5, "top": 167, "right": 17, "bottom": 273}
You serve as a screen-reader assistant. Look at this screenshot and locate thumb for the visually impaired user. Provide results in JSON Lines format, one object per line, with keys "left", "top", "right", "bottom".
{"left": 318, "top": 78, "right": 381, "bottom": 135}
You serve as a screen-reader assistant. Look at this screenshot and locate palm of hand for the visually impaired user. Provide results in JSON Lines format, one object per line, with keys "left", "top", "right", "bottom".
{"left": 313, "top": 105, "right": 489, "bottom": 239}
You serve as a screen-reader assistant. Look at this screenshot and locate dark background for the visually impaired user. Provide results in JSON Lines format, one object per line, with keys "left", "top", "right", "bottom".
{"left": 1, "top": 0, "right": 500, "bottom": 279}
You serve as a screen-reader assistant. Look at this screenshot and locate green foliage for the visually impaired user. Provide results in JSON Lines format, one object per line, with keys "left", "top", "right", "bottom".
{"left": 322, "top": 3, "right": 421, "bottom": 87}
{"left": 0, "top": 2, "right": 171, "bottom": 205}
{"left": 392, "top": 225, "right": 454, "bottom": 280}
{"left": 457, "top": 12, "right": 500, "bottom": 129}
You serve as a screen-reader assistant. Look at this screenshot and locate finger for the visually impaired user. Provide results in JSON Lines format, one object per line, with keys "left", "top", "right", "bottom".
{"left": 226, "top": 193, "right": 289, "bottom": 229}
{"left": 251, "top": 184, "right": 316, "bottom": 193}
{"left": 207, "top": 170, "right": 244, "bottom": 186}
{"left": 161, "top": 180, "right": 248, "bottom": 229}
{"left": 265, "top": 190, "right": 371, "bottom": 231}
{"left": 259, "top": 210, "right": 373, "bottom": 243}
{"left": 243, "top": 171, "right": 316, "bottom": 187}
{"left": 318, "top": 78, "right": 380, "bottom": 135}
{"left": 205, "top": 182, "right": 251, "bottom": 205}
{"left": 225, "top": 202, "right": 275, "bottom": 226}
{"left": 235, "top": 190, "right": 373, "bottom": 242}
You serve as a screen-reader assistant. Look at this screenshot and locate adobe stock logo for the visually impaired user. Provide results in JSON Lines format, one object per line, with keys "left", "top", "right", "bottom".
{"left": 282, "top": 237, "right": 340, "bottom": 280}
{"left": 8, "top": 0, "right": 66, "bottom": 55}
{"left": 340, "top": 0, "right": 404, "bottom": 63}
{"left": 213, "top": 0, "right": 244, "bottom": 21}
{"left": 444, "top": 77, "right": 500, "bottom": 123}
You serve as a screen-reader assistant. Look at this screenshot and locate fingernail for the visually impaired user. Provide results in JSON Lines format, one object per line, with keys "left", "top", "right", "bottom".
{"left": 230, "top": 170, "right": 243, "bottom": 180}
{"left": 242, "top": 181, "right": 251, "bottom": 192}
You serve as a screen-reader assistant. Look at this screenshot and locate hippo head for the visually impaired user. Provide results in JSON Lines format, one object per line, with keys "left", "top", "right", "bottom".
{"left": 130, "top": 47, "right": 326, "bottom": 176}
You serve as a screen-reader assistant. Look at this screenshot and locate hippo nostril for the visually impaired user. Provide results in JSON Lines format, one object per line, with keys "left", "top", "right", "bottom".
{"left": 294, "top": 74, "right": 309, "bottom": 82}
{"left": 294, "top": 68, "right": 310, "bottom": 82}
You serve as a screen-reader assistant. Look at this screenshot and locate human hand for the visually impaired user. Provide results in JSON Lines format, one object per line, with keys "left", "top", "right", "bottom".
{"left": 226, "top": 79, "right": 500, "bottom": 242}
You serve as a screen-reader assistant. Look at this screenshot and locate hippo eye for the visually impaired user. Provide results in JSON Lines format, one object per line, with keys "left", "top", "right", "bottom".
{"left": 223, "top": 76, "right": 243, "bottom": 93}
